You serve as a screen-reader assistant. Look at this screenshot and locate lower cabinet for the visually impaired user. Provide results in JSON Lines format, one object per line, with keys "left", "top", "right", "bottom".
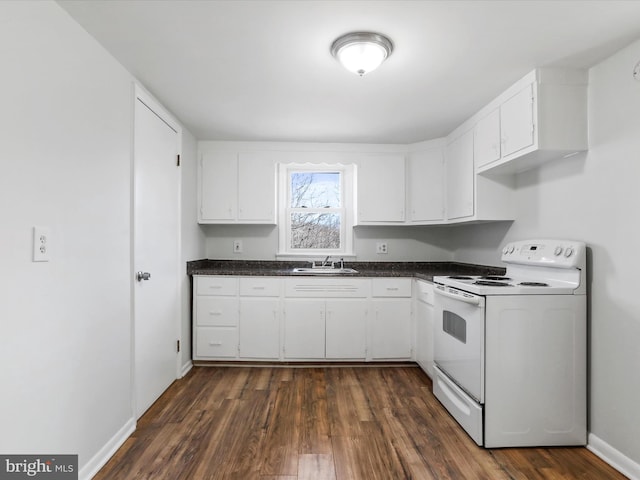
{"left": 193, "top": 275, "right": 420, "bottom": 362}
{"left": 370, "top": 278, "right": 413, "bottom": 360}
{"left": 239, "top": 298, "right": 280, "bottom": 359}
{"left": 414, "top": 279, "right": 435, "bottom": 377}
{"left": 325, "top": 300, "right": 367, "bottom": 359}
{"left": 283, "top": 300, "right": 326, "bottom": 359}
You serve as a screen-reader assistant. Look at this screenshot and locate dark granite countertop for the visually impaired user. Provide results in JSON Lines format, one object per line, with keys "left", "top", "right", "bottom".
{"left": 186, "top": 259, "right": 505, "bottom": 282}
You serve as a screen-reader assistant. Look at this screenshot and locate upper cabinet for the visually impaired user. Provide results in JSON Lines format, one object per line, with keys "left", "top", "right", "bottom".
{"left": 407, "top": 144, "right": 445, "bottom": 224}
{"left": 199, "top": 149, "right": 276, "bottom": 224}
{"left": 357, "top": 154, "right": 406, "bottom": 224}
{"left": 445, "top": 130, "right": 475, "bottom": 221}
{"left": 473, "top": 68, "right": 588, "bottom": 175}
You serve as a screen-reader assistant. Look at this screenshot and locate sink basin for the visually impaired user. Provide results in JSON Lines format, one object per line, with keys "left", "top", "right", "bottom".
{"left": 291, "top": 267, "right": 358, "bottom": 275}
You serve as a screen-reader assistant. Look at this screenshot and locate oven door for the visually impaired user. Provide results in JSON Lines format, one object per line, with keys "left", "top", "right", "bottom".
{"left": 433, "top": 284, "right": 486, "bottom": 402}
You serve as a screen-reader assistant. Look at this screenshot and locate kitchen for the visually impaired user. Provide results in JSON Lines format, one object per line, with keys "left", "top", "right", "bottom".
{"left": 2, "top": 1, "right": 640, "bottom": 479}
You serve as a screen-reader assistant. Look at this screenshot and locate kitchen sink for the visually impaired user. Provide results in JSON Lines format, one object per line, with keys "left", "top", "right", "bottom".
{"left": 291, "top": 267, "right": 358, "bottom": 275}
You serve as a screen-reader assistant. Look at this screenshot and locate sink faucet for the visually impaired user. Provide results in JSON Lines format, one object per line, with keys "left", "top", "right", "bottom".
{"left": 322, "top": 255, "right": 331, "bottom": 267}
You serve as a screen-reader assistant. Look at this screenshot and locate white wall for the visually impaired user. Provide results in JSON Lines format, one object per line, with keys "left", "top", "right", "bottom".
{"left": 451, "top": 38, "right": 640, "bottom": 476}
{"left": 180, "top": 130, "right": 206, "bottom": 369}
{"left": 202, "top": 223, "right": 453, "bottom": 262}
{"left": 0, "top": 0, "right": 134, "bottom": 473}
{"left": 0, "top": 2, "right": 205, "bottom": 478}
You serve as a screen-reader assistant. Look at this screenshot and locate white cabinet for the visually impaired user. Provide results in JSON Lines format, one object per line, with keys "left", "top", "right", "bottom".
{"left": 474, "top": 108, "right": 501, "bottom": 169}
{"left": 445, "top": 128, "right": 516, "bottom": 224}
{"left": 407, "top": 146, "right": 445, "bottom": 223}
{"left": 473, "top": 68, "right": 587, "bottom": 175}
{"left": 238, "top": 277, "right": 281, "bottom": 359}
{"left": 193, "top": 276, "right": 239, "bottom": 359}
{"left": 445, "top": 130, "right": 475, "bottom": 221}
{"left": 283, "top": 299, "right": 326, "bottom": 359}
{"left": 370, "top": 278, "right": 413, "bottom": 360}
{"left": 283, "top": 277, "right": 369, "bottom": 360}
{"left": 414, "top": 280, "right": 435, "bottom": 378}
{"left": 325, "top": 300, "right": 367, "bottom": 359}
{"left": 357, "top": 154, "right": 406, "bottom": 223}
{"left": 199, "top": 150, "right": 276, "bottom": 224}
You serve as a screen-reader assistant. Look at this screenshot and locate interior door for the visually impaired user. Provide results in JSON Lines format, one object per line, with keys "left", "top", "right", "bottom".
{"left": 134, "top": 89, "right": 180, "bottom": 418}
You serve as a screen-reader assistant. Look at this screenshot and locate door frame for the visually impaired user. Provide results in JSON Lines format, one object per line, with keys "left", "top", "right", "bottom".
{"left": 131, "top": 83, "right": 183, "bottom": 418}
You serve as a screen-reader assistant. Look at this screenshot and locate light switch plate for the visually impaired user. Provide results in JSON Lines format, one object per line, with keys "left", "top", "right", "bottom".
{"left": 33, "top": 226, "right": 51, "bottom": 262}
{"left": 233, "top": 239, "right": 243, "bottom": 253}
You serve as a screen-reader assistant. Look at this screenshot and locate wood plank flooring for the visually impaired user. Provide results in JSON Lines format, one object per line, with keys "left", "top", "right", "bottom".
{"left": 94, "top": 366, "right": 626, "bottom": 480}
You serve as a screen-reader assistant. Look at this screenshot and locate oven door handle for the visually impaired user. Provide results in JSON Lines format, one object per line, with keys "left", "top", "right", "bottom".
{"left": 434, "top": 286, "right": 482, "bottom": 306}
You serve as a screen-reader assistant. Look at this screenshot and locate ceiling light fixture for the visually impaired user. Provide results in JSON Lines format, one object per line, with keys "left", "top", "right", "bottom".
{"left": 330, "top": 32, "right": 393, "bottom": 77}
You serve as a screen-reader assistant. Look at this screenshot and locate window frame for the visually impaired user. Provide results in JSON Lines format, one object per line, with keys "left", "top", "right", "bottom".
{"left": 277, "top": 163, "right": 355, "bottom": 258}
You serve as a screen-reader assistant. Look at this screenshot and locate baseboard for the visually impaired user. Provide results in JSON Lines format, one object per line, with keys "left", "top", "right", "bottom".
{"left": 588, "top": 433, "right": 640, "bottom": 479}
{"left": 78, "top": 417, "right": 136, "bottom": 480}
{"left": 180, "top": 360, "right": 193, "bottom": 378}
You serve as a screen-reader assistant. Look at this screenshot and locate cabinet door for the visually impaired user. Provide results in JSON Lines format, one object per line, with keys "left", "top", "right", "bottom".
{"left": 237, "top": 152, "right": 276, "bottom": 222}
{"left": 239, "top": 299, "right": 280, "bottom": 359}
{"left": 283, "top": 300, "right": 325, "bottom": 358}
{"left": 325, "top": 299, "right": 367, "bottom": 359}
{"left": 358, "top": 154, "right": 405, "bottom": 222}
{"left": 474, "top": 108, "right": 501, "bottom": 169}
{"left": 370, "top": 299, "right": 412, "bottom": 359}
{"left": 445, "top": 130, "right": 474, "bottom": 220}
{"left": 408, "top": 149, "right": 445, "bottom": 222}
{"left": 501, "top": 84, "right": 534, "bottom": 157}
{"left": 200, "top": 151, "right": 237, "bottom": 221}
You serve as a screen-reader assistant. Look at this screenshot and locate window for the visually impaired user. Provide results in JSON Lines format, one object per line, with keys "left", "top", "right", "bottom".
{"left": 278, "top": 164, "right": 354, "bottom": 256}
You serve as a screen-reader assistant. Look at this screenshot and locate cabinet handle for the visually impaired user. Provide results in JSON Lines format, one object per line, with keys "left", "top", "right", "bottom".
{"left": 209, "top": 285, "right": 222, "bottom": 289}
{"left": 252, "top": 286, "right": 265, "bottom": 290}
{"left": 209, "top": 341, "right": 223, "bottom": 346}
{"left": 387, "top": 287, "right": 399, "bottom": 291}
{"left": 209, "top": 311, "right": 222, "bottom": 316}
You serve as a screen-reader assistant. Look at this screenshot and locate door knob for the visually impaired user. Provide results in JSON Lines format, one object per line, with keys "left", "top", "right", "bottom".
{"left": 136, "top": 271, "right": 151, "bottom": 282}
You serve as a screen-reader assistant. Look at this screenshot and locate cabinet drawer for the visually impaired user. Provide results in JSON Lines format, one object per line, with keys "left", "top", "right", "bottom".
{"left": 285, "top": 278, "right": 369, "bottom": 298}
{"left": 415, "top": 280, "right": 434, "bottom": 305}
{"left": 196, "top": 297, "right": 238, "bottom": 326}
{"left": 196, "top": 276, "right": 238, "bottom": 296}
{"left": 372, "top": 278, "right": 412, "bottom": 297}
{"left": 196, "top": 327, "right": 238, "bottom": 358}
{"left": 239, "top": 277, "right": 281, "bottom": 297}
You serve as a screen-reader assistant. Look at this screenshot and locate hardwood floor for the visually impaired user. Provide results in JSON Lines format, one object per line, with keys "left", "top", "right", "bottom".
{"left": 94, "top": 366, "right": 625, "bottom": 480}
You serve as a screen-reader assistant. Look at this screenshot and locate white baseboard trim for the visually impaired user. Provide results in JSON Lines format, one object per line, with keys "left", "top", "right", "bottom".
{"left": 79, "top": 417, "right": 136, "bottom": 480}
{"left": 181, "top": 360, "right": 193, "bottom": 378}
{"left": 588, "top": 433, "right": 639, "bottom": 479}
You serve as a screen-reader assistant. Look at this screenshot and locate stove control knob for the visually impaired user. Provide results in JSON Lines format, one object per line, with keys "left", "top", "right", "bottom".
{"left": 554, "top": 246, "right": 563, "bottom": 256}
{"left": 508, "top": 245, "right": 515, "bottom": 254}
{"left": 564, "top": 247, "right": 574, "bottom": 258}
{"left": 502, "top": 246, "right": 509, "bottom": 255}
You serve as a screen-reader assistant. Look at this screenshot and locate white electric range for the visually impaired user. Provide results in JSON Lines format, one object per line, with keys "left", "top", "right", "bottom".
{"left": 432, "top": 239, "right": 587, "bottom": 448}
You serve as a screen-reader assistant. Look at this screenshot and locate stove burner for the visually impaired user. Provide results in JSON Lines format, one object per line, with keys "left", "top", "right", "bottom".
{"left": 480, "top": 276, "right": 512, "bottom": 281}
{"left": 519, "top": 282, "right": 549, "bottom": 287}
{"left": 474, "top": 280, "right": 514, "bottom": 287}
{"left": 448, "top": 276, "right": 474, "bottom": 280}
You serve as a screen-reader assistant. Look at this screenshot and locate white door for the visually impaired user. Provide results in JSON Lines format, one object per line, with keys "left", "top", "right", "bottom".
{"left": 134, "top": 90, "right": 180, "bottom": 418}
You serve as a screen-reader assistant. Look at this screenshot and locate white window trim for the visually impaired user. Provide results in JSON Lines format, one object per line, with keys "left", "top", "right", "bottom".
{"left": 277, "top": 162, "right": 355, "bottom": 258}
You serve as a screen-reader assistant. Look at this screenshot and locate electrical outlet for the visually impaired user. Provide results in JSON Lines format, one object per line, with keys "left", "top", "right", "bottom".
{"left": 233, "top": 239, "right": 243, "bottom": 253}
{"left": 376, "top": 242, "right": 388, "bottom": 254}
{"left": 33, "top": 226, "right": 51, "bottom": 262}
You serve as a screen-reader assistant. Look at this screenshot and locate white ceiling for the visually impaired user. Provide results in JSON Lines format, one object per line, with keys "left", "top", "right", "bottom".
{"left": 58, "top": 0, "right": 640, "bottom": 144}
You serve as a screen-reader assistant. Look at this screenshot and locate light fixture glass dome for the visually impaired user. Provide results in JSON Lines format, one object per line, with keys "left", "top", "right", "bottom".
{"left": 331, "top": 32, "right": 393, "bottom": 76}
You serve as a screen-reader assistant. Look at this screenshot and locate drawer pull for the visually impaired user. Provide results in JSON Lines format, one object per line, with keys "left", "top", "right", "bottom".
{"left": 209, "top": 285, "right": 223, "bottom": 289}
{"left": 209, "top": 311, "right": 222, "bottom": 316}
{"left": 252, "top": 286, "right": 266, "bottom": 290}
{"left": 209, "top": 341, "right": 223, "bottom": 346}
{"left": 387, "top": 287, "right": 399, "bottom": 291}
